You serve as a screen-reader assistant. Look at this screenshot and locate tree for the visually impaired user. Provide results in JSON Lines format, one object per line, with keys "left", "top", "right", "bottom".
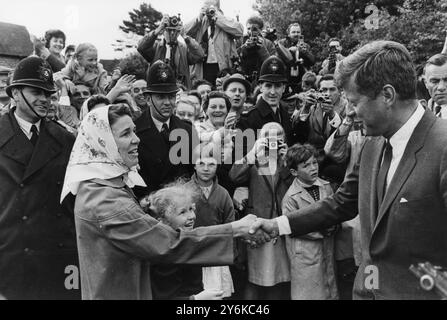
{"left": 114, "top": 3, "right": 163, "bottom": 52}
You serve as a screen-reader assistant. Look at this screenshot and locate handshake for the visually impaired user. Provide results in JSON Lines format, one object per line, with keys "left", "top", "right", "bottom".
{"left": 230, "top": 214, "right": 280, "bottom": 247}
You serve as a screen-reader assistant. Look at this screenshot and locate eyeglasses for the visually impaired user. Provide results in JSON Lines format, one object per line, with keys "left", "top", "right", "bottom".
{"left": 133, "top": 87, "right": 146, "bottom": 94}
{"left": 72, "top": 91, "right": 91, "bottom": 98}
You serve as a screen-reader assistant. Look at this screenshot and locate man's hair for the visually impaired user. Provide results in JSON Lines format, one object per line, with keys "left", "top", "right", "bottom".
{"left": 335, "top": 40, "right": 416, "bottom": 100}
{"left": 187, "top": 90, "right": 202, "bottom": 103}
{"left": 247, "top": 16, "right": 264, "bottom": 30}
{"left": 65, "top": 44, "right": 76, "bottom": 53}
{"left": 202, "top": 91, "right": 231, "bottom": 113}
{"left": 302, "top": 71, "right": 317, "bottom": 89}
{"left": 286, "top": 143, "right": 318, "bottom": 170}
{"left": 44, "top": 29, "right": 66, "bottom": 48}
{"left": 87, "top": 95, "right": 110, "bottom": 112}
{"left": 287, "top": 23, "right": 301, "bottom": 35}
{"left": 192, "top": 79, "right": 213, "bottom": 90}
{"left": 75, "top": 43, "right": 98, "bottom": 59}
{"left": 328, "top": 38, "right": 341, "bottom": 45}
{"left": 424, "top": 53, "right": 447, "bottom": 74}
{"left": 108, "top": 104, "right": 132, "bottom": 126}
{"left": 317, "top": 74, "right": 335, "bottom": 89}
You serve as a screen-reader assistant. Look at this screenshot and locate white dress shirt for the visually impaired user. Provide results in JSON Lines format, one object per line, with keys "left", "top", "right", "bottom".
{"left": 276, "top": 103, "right": 426, "bottom": 236}
{"left": 14, "top": 112, "right": 41, "bottom": 140}
{"left": 151, "top": 114, "right": 171, "bottom": 132}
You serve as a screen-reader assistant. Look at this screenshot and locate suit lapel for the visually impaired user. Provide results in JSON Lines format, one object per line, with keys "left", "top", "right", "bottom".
{"left": 368, "top": 138, "right": 385, "bottom": 227}
{"left": 0, "top": 111, "right": 34, "bottom": 167}
{"left": 373, "top": 110, "right": 435, "bottom": 231}
{"left": 23, "top": 121, "right": 62, "bottom": 181}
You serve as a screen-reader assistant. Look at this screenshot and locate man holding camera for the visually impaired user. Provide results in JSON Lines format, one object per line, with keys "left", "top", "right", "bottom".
{"left": 238, "top": 16, "right": 276, "bottom": 84}
{"left": 184, "top": 0, "right": 243, "bottom": 85}
{"left": 137, "top": 14, "right": 204, "bottom": 89}
{"left": 320, "top": 38, "right": 345, "bottom": 75}
{"left": 277, "top": 23, "right": 315, "bottom": 94}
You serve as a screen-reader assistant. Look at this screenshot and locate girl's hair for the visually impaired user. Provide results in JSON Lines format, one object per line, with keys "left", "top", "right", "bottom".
{"left": 285, "top": 143, "right": 318, "bottom": 170}
{"left": 202, "top": 91, "right": 231, "bottom": 113}
{"left": 141, "top": 179, "right": 199, "bottom": 219}
{"left": 87, "top": 95, "right": 110, "bottom": 112}
{"left": 44, "top": 29, "right": 66, "bottom": 48}
{"left": 108, "top": 104, "right": 132, "bottom": 126}
{"left": 75, "top": 43, "right": 97, "bottom": 59}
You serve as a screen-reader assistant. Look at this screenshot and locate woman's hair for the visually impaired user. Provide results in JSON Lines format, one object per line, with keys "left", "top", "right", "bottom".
{"left": 87, "top": 95, "right": 110, "bottom": 112}
{"left": 141, "top": 180, "right": 199, "bottom": 219}
{"left": 108, "top": 104, "right": 132, "bottom": 126}
{"left": 285, "top": 143, "right": 318, "bottom": 170}
{"left": 202, "top": 91, "right": 231, "bottom": 113}
{"left": 75, "top": 43, "right": 97, "bottom": 59}
{"left": 44, "top": 29, "right": 66, "bottom": 49}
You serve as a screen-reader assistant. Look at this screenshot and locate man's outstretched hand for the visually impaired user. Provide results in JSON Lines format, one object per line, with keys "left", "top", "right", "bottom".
{"left": 231, "top": 214, "right": 274, "bottom": 247}
{"left": 249, "top": 218, "right": 280, "bottom": 241}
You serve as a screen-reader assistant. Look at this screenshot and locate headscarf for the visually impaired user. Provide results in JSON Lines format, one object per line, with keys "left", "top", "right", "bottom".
{"left": 61, "top": 105, "right": 146, "bottom": 202}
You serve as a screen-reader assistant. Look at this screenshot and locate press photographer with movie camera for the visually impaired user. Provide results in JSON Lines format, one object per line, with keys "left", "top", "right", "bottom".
{"left": 239, "top": 16, "right": 276, "bottom": 85}
{"left": 320, "top": 38, "right": 345, "bottom": 75}
{"left": 137, "top": 13, "right": 205, "bottom": 89}
{"left": 184, "top": 0, "right": 243, "bottom": 85}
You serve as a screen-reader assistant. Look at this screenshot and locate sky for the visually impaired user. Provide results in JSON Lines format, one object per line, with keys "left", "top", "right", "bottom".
{"left": 0, "top": 0, "right": 257, "bottom": 59}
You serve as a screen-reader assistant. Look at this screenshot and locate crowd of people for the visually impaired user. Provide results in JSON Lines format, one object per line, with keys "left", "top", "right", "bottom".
{"left": 1, "top": 0, "right": 447, "bottom": 300}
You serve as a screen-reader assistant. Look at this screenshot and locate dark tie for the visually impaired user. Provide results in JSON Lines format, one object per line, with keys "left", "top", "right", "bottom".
{"left": 272, "top": 110, "right": 280, "bottom": 124}
{"left": 435, "top": 105, "right": 442, "bottom": 117}
{"left": 376, "top": 140, "right": 393, "bottom": 205}
{"left": 304, "top": 185, "right": 320, "bottom": 202}
{"left": 161, "top": 123, "right": 170, "bottom": 143}
{"left": 30, "top": 125, "right": 38, "bottom": 146}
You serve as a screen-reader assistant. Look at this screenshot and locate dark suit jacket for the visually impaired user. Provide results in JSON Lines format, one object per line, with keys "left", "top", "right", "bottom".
{"left": 287, "top": 109, "right": 447, "bottom": 299}
{"left": 134, "top": 110, "right": 198, "bottom": 197}
{"left": 0, "top": 110, "right": 79, "bottom": 300}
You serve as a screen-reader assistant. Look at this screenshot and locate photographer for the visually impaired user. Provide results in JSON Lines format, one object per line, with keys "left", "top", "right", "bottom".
{"left": 238, "top": 16, "right": 276, "bottom": 85}
{"left": 320, "top": 38, "right": 345, "bottom": 75}
{"left": 278, "top": 23, "right": 315, "bottom": 94}
{"left": 137, "top": 14, "right": 204, "bottom": 89}
{"left": 184, "top": 0, "right": 243, "bottom": 85}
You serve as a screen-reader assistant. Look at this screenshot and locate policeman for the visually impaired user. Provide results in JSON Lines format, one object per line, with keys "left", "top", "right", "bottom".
{"left": 0, "top": 56, "right": 79, "bottom": 299}
{"left": 237, "top": 56, "right": 298, "bottom": 149}
{"left": 134, "top": 60, "right": 197, "bottom": 196}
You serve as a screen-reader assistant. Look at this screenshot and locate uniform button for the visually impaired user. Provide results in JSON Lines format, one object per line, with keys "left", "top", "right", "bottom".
{"left": 24, "top": 248, "right": 30, "bottom": 253}
{"left": 19, "top": 183, "right": 25, "bottom": 188}
{"left": 56, "top": 213, "right": 62, "bottom": 217}
{"left": 58, "top": 243, "right": 64, "bottom": 248}
{"left": 22, "top": 216, "right": 28, "bottom": 221}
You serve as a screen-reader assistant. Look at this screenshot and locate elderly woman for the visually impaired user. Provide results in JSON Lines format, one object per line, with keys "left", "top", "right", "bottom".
{"left": 61, "top": 104, "right": 261, "bottom": 300}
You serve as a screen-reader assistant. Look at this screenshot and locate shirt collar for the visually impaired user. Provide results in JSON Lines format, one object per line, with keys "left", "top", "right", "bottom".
{"left": 388, "top": 103, "right": 425, "bottom": 154}
{"left": 150, "top": 113, "right": 171, "bottom": 132}
{"left": 14, "top": 111, "right": 41, "bottom": 134}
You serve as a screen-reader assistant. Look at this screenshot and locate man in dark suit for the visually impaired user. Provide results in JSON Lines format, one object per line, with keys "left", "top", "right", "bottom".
{"left": 0, "top": 56, "right": 79, "bottom": 299}
{"left": 134, "top": 60, "right": 198, "bottom": 197}
{"left": 250, "top": 41, "right": 447, "bottom": 299}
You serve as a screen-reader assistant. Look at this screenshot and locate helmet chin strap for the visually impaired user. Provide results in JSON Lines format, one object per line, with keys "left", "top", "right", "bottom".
{"left": 20, "top": 89, "right": 47, "bottom": 120}
{"left": 149, "top": 95, "right": 171, "bottom": 122}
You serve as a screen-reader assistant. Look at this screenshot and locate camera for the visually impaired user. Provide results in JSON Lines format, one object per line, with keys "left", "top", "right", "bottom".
{"left": 167, "top": 14, "right": 182, "bottom": 29}
{"left": 264, "top": 27, "right": 277, "bottom": 42}
{"left": 206, "top": 7, "right": 216, "bottom": 19}
{"left": 269, "top": 138, "right": 278, "bottom": 150}
{"left": 316, "top": 93, "right": 331, "bottom": 104}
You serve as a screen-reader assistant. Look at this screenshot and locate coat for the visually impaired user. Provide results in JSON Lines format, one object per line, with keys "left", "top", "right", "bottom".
{"left": 282, "top": 178, "right": 338, "bottom": 300}
{"left": 287, "top": 109, "right": 447, "bottom": 299}
{"left": 184, "top": 12, "right": 243, "bottom": 80}
{"left": 134, "top": 111, "right": 198, "bottom": 197}
{"left": 74, "top": 177, "right": 234, "bottom": 300}
{"left": 229, "top": 159, "right": 293, "bottom": 286}
{"left": 0, "top": 110, "right": 79, "bottom": 300}
{"left": 137, "top": 32, "right": 204, "bottom": 90}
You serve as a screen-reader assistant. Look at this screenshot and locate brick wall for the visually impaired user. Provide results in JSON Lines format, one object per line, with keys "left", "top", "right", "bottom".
{"left": 0, "top": 56, "right": 20, "bottom": 69}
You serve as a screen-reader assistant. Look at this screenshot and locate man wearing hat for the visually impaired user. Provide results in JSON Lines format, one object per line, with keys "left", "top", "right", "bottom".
{"left": 237, "top": 56, "right": 298, "bottom": 151}
{"left": 0, "top": 56, "right": 80, "bottom": 299}
{"left": 223, "top": 73, "right": 251, "bottom": 127}
{"left": 134, "top": 60, "right": 198, "bottom": 196}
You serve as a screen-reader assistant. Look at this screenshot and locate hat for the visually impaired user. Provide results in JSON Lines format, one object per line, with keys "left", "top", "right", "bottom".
{"left": 5, "top": 56, "right": 56, "bottom": 98}
{"left": 223, "top": 73, "right": 251, "bottom": 93}
{"left": 258, "top": 56, "right": 287, "bottom": 83}
{"left": 144, "top": 60, "right": 179, "bottom": 94}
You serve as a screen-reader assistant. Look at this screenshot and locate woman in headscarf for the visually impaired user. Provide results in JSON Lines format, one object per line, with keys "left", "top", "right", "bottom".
{"left": 61, "top": 104, "right": 260, "bottom": 299}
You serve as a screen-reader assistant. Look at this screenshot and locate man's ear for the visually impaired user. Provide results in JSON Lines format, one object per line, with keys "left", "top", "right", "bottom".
{"left": 11, "top": 88, "right": 21, "bottom": 101}
{"left": 289, "top": 168, "right": 298, "bottom": 177}
{"left": 382, "top": 84, "right": 396, "bottom": 105}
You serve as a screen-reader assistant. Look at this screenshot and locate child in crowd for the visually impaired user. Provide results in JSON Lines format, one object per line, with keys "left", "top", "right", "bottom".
{"left": 186, "top": 144, "right": 235, "bottom": 298}
{"left": 140, "top": 182, "right": 224, "bottom": 300}
{"left": 55, "top": 43, "right": 108, "bottom": 94}
{"left": 282, "top": 143, "right": 338, "bottom": 300}
{"left": 229, "top": 122, "right": 292, "bottom": 300}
